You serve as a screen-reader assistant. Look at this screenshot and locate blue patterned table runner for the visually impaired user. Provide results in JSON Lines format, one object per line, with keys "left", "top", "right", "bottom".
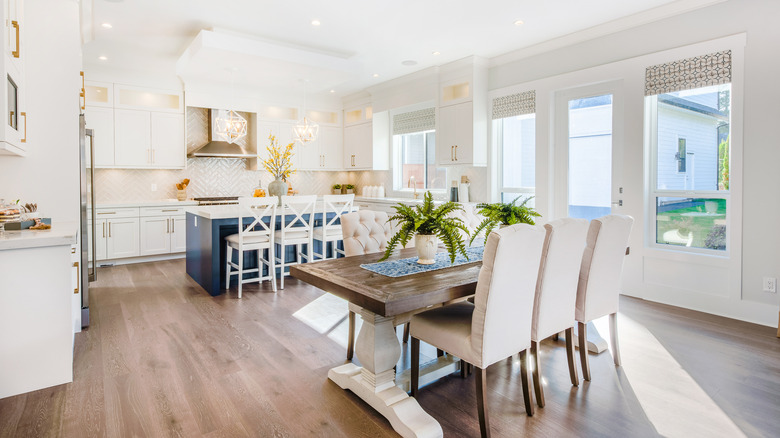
{"left": 360, "top": 246, "right": 484, "bottom": 278}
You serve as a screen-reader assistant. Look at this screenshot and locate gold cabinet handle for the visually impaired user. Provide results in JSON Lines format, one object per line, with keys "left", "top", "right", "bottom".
{"left": 108, "top": 222, "right": 111, "bottom": 238}
{"left": 171, "top": 218, "right": 175, "bottom": 233}
{"left": 450, "top": 145, "right": 454, "bottom": 161}
{"left": 11, "top": 20, "right": 20, "bottom": 59}
{"left": 102, "top": 222, "right": 105, "bottom": 238}
{"left": 454, "top": 145, "right": 458, "bottom": 161}
{"left": 20, "top": 112, "right": 26, "bottom": 143}
{"left": 80, "top": 71, "right": 85, "bottom": 110}
{"left": 73, "top": 261, "right": 79, "bottom": 268}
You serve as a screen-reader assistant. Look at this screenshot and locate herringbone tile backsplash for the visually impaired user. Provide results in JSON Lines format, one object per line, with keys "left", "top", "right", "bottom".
{"left": 93, "top": 160, "right": 486, "bottom": 204}
{"left": 92, "top": 106, "right": 487, "bottom": 203}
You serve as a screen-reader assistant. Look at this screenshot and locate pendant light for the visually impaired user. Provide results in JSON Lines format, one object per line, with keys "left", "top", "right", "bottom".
{"left": 293, "top": 79, "right": 318, "bottom": 145}
{"left": 215, "top": 68, "right": 247, "bottom": 144}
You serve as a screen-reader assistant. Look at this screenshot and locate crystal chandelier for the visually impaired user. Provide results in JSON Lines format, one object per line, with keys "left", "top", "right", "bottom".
{"left": 215, "top": 109, "right": 247, "bottom": 144}
{"left": 294, "top": 79, "right": 318, "bottom": 145}
{"left": 215, "top": 68, "right": 247, "bottom": 144}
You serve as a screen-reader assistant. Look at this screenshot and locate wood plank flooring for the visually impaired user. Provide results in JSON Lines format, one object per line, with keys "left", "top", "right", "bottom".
{"left": 1, "top": 259, "right": 778, "bottom": 437}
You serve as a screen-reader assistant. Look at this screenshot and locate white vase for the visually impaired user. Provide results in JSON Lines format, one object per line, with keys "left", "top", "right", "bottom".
{"left": 415, "top": 234, "right": 438, "bottom": 265}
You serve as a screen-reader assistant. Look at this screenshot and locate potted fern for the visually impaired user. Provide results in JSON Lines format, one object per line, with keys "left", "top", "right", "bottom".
{"left": 470, "top": 196, "right": 541, "bottom": 245}
{"left": 380, "top": 191, "right": 469, "bottom": 264}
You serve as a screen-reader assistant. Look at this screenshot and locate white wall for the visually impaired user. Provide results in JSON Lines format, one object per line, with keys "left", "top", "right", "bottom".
{"left": 489, "top": 0, "right": 779, "bottom": 326}
{"left": 0, "top": 0, "right": 82, "bottom": 223}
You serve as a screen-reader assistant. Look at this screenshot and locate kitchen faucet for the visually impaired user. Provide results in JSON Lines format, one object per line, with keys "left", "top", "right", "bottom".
{"left": 408, "top": 175, "right": 419, "bottom": 199}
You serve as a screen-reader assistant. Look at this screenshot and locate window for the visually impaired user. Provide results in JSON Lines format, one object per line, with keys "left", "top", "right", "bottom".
{"left": 649, "top": 83, "right": 731, "bottom": 252}
{"left": 497, "top": 114, "right": 535, "bottom": 203}
{"left": 395, "top": 130, "right": 445, "bottom": 190}
{"left": 392, "top": 107, "right": 444, "bottom": 191}
{"left": 493, "top": 90, "right": 536, "bottom": 203}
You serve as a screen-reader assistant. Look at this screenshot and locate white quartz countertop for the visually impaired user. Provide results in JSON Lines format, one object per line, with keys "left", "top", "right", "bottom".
{"left": 354, "top": 196, "right": 478, "bottom": 205}
{"left": 186, "top": 203, "right": 359, "bottom": 220}
{"left": 94, "top": 200, "right": 198, "bottom": 209}
{"left": 0, "top": 221, "right": 78, "bottom": 251}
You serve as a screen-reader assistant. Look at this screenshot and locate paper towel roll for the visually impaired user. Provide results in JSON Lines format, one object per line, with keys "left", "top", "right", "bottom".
{"left": 458, "top": 183, "right": 469, "bottom": 203}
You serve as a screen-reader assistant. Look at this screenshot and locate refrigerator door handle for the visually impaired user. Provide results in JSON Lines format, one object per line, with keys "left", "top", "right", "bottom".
{"left": 87, "top": 128, "right": 98, "bottom": 283}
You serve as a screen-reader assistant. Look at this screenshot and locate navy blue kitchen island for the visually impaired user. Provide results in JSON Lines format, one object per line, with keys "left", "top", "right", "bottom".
{"left": 185, "top": 204, "right": 346, "bottom": 296}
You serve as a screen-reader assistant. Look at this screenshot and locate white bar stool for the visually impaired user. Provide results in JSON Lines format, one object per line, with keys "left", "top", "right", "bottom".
{"left": 225, "top": 197, "right": 278, "bottom": 298}
{"left": 274, "top": 195, "right": 317, "bottom": 289}
{"left": 313, "top": 194, "right": 354, "bottom": 260}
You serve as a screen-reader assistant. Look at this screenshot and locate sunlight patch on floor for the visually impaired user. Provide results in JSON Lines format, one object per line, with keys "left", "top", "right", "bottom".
{"left": 595, "top": 314, "right": 746, "bottom": 438}
{"left": 292, "top": 293, "right": 355, "bottom": 348}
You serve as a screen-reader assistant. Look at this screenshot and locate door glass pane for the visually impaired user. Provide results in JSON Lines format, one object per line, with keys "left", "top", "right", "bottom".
{"left": 502, "top": 114, "right": 535, "bottom": 190}
{"left": 655, "top": 84, "right": 730, "bottom": 191}
{"left": 656, "top": 197, "right": 727, "bottom": 250}
{"left": 7, "top": 75, "right": 17, "bottom": 129}
{"left": 568, "top": 94, "right": 612, "bottom": 220}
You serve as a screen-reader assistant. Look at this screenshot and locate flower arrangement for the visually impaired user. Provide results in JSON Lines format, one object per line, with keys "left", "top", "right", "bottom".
{"left": 261, "top": 134, "right": 296, "bottom": 181}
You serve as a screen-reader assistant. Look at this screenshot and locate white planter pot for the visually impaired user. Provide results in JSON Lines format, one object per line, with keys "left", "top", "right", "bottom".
{"left": 415, "top": 234, "right": 438, "bottom": 265}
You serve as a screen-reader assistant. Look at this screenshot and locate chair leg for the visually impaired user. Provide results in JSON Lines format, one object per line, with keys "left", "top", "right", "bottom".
{"left": 460, "top": 360, "right": 468, "bottom": 378}
{"left": 565, "top": 327, "right": 579, "bottom": 386}
{"left": 403, "top": 323, "right": 410, "bottom": 343}
{"left": 279, "top": 244, "right": 285, "bottom": 290}
{"left": 610, "top": 312, "right": 621, "bottom": 366}
{"left": 347, "top": 310, "right": 355, "bottom": 361}
{"left": 475, "top": 367, "right": 491, "bottom": 438}
{"left": 436, "top": 349, "right": 444, "bottom": 358}
{"left": 411, "top": 337, "right": 420, "bottom": 397}
{"left": 237, "top": 248, "right": 243, "bottom": 299}
{"left": 269, "top": 246, "right": 277, "bottom": 292}
{"left": 531, "top": 341, "right": 545, "bottom": 408}
{"left": 578, "top": 322, "right": 591, "bottom": 381}
{"left": 552, "top": 332, "right": 559, "bottom": 342}
{"left": 225, "top": 245, "right": 232, "bottom": 289}
{"left": 519, "top": 349, "right": 534, "bottom": 416}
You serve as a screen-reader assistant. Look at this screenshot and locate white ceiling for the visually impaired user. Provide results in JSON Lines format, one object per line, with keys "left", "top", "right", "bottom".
{"left": 82, "top": 0, "right": 720, "bottom": 101}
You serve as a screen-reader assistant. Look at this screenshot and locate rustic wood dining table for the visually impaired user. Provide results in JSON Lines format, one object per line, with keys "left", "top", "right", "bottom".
{"left": 290, "top": 247, "right": 482, "bottom": 438}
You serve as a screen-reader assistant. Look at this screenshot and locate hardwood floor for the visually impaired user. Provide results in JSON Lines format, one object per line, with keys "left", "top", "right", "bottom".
{"left": 1, "top": 259, "right": 778, "bottom": 437}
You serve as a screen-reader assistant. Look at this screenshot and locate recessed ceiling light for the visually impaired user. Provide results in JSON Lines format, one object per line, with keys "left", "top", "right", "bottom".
{"left": 432, "top": 51, "right": 441, "bottom": 56}
{"left": 329, "top": 89, "right": 335, "bottom": 93}
{"left": 402, "top": 60, "right": 418, "bottom": 66}
{"left": 311, "top": 19, "right": 321, "bottom": 26}
{"left": 98, "top": 56, "right": 108, "bottom": 61}
{"left": 514, "top": 20, "right": 524, "bottom": 26}
{"left": 372, "top": 73, "right": 380, "bottom": 78}
{"left": 101, "top": 23, "right": 113, "bottom": 29}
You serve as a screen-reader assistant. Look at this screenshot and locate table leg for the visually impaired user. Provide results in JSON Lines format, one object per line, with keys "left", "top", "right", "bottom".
{"left": 328, "top": 308, "right": 443, "bottom": 438}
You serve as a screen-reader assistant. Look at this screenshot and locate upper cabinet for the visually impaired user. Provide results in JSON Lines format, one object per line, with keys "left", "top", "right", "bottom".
{"left": 0, "top": 0, "right": 25, "bottom": 156}
{"left": 342, "top": 104, "right": 389, "bottom": 171}
{"left": 436, "top": 58, "right": 488, "bottom": 166}
{"left": 85, "top": 81, "right": 185, "bottom": 169}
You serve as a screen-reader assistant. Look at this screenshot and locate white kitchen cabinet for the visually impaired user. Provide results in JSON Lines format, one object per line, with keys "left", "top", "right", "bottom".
{"left": 343, "top": 123, "right": 373, "bottom": 169}
{"left": 106, "top": 218, "right": 140, "bottom": 259}
{"left": 139, "top": 206, "right": 186, "bottom": 256}
{"left": 113, "top": 109, "right": 184, "bottom": 168}
{"left": 299, "top": 125, "right": 342, "bottom": 170}
{"left": 84, "top": 106, "right": 114, "bottom": 167}
{"left": 88, "top": 207, "right": 140, "bottom": 261}
{"left": 0, "top": 0, "right": 25, "bottom": 156}
{"left": 437, "top": 102, "right": 474, "bottom": 165}
{"left": 114, "top": 108, "right": 151, "bottom": 166}
{"left": 150, "top": 112, "right": 184, "bottom": 167}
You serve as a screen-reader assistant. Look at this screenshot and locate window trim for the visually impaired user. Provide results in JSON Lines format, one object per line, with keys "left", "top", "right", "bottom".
{"left": 645, "top": 89, "right": 732, "bottom": 257}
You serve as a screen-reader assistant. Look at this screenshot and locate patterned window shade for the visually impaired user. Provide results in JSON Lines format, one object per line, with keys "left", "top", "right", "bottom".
{"left": 392, "top": 107, "right": 436, "bottom": 135}
{"left": 645, "top": 50, "right": 732, "bottom": 96}
{"left": 492, "top": 90, "right": 536, "bottom": 120}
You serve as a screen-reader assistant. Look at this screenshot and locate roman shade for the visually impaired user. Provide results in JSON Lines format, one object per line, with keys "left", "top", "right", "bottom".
{"left": 645, "top": 50, "right": 732, "bottom": 96}
{"left": 392, "top": 107, "right": 435, "bottom": 135}
{"left": 491, "top": 90, "right": 536, "bottom": 119}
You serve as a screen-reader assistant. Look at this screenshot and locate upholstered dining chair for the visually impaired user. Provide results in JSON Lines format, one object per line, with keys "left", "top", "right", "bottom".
{"left": 575, "top": 214, "right": 634, "bottom": 381}
{"left": 224, "top": 197, "right": 278, "bottom": 298}
{"left": 313, "top": 194, "right": 355, "bottom": 260}
{"left": 530, "top": 217, "right": 589, "bottom": 407}
{"left": 274, "top": 195, "right": 317, "bottom": 289}
{"left": 340, "top": 210, "right": 394, "bottom": 360}
{"left": 410, "top": 224, "right": 547, "bottom": 437}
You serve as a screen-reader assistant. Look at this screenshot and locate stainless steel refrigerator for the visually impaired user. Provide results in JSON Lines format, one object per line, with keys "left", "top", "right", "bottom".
{"left": 78, "top": 114, "right": 96, "bottom": 328}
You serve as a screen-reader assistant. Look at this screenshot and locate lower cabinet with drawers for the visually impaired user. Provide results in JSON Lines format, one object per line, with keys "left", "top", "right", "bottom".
{"left": 88, "top": 203, "right": 192, "bottom": 264}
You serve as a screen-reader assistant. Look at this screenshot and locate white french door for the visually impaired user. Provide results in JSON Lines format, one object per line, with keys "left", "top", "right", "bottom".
{"left": 553, "top": 81, "right": 624, "bottom": 220}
